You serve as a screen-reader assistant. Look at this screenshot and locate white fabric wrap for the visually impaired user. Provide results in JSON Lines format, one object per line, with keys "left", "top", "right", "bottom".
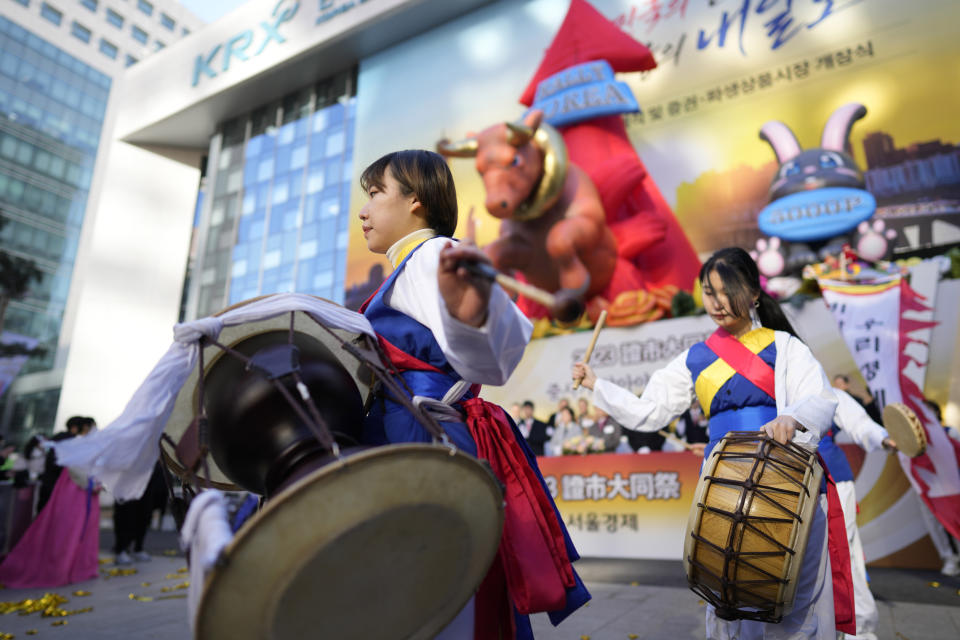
{"left": 832, "top": 388, "right": 888, "bottom": 452}
{"left": 592, "top": 331, "right": 838, "bottom": 447}
{"left": 52, "top": 294, "right": 376, "bottom": 501}
{"left": 180, "top": 490, "right": 234, "bottom": 632}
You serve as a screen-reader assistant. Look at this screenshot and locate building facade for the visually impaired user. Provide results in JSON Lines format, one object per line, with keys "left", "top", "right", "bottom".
{"left": 0, "top": 0, "right": 203, "bottom": 440}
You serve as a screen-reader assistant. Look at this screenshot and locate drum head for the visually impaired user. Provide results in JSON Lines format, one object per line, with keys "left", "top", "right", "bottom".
{"left": 195, "top": 444, "right": 504, "bottom": 640}
{"left": 163, "top": 297, "right": 374, "bottom": 490}
{"left": 883, "top": 403, "right": 927, "bottom": 457}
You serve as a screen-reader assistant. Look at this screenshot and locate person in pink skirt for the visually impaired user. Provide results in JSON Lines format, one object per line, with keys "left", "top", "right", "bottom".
{"left": 0, "top": 417, "right": 100, "bottom": 588}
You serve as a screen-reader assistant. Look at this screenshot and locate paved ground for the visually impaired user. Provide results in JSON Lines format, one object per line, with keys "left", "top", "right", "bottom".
{"left": 0, "top": 525, "right": 957, "bottom": 639}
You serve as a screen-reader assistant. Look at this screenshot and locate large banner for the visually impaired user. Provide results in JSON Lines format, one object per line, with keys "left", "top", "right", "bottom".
{"left": 539, "top": 451, "right": 702, "bottom": 559}
{"left": 346, "top": 0, "right": 960, "bottom": 304}
{"left": 820, "top": 272, "right": 960, "bottom": 541}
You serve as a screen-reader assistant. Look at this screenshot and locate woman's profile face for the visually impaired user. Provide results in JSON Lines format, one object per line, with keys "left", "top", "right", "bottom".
{"left": 357, "top": 166, "right": 426, "bottom": 254}
{"left": 701, "top": 270, "right": 752, "bottom": 336}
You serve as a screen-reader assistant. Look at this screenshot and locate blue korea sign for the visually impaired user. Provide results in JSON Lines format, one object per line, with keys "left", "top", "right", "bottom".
{"left": 529, "top": 60, "right": 639, "bottom": 128}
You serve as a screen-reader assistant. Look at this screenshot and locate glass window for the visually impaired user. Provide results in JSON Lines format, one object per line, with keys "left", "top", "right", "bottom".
{"left": 14, "top": 0, "right": 29, "bottom": 7}
{"left": 125, "top": 54, "right": 138, "bottom": 67}
{"left": 160, "top": 13, "right": 175, "bottom": 31}
{"left": 41, "top": 3, "right": 63, "bottom": 26}
{"left": 106, "top": 8, "right": 123, "bottom": 28}
{"left": 182, "top": 27, "right": 190, "bottom": 36}
{"left": 80, "top": 0, "right": 96, "bottom": 10}
{"left": 71, "top": 21, "right": 91, "bottom": 43}
{"left": 154, "top": 40, "right": 165, "bottom": 50}
{"left": 98, "top": 38, "right": 117, "bottom": 59}
{"left": 137, "top": 0, "right": 153, "bottom": 17}
{"left": 131, "top": 25, "right": 147, "bottom": 44}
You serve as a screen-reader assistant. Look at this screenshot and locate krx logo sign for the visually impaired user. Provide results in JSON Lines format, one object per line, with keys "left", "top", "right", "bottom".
{"left": 192, "top": 1, "right": 299, "bottom": 87}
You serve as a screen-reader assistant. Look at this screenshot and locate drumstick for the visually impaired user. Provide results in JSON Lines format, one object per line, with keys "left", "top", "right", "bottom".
{"left": 572, "top": 310, "right": 607, "bottom": 390}
{"left": 658, "top": 429, "right": 695, "bottom": 451}
{"left": 458, "top": 260, "right": 584, "bottom": 322}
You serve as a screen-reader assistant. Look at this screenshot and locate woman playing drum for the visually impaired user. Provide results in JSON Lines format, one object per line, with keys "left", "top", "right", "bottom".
{"left": 572, "top": 247, "right": 848, "bottom": 640}
{"left": 357, "top": 149, "right": 589, "bottom": 639}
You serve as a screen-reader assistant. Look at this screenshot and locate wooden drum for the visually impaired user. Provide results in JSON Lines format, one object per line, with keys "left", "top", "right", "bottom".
{"left": 682, "top": 432, "right": 824, "bottom": 623}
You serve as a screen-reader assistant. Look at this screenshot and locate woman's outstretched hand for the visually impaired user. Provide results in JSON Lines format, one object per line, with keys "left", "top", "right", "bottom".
{"left": 571, "top": 362, "right": 597, "bottom": 391}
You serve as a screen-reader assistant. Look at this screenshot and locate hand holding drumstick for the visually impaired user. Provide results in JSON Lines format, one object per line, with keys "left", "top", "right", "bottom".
{"left": 571, "top": 311, "right": 607, "bottom": 391}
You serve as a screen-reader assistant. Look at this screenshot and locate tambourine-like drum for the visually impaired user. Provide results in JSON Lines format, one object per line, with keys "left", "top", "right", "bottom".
{"left": 161, "top": 296, "right": 505, "bottom": 639}
{"left": 683, "top": 432, "right": 824, "bottom": 623}
{"left": 882, "top": 402, "right": 927, "bottom": 457}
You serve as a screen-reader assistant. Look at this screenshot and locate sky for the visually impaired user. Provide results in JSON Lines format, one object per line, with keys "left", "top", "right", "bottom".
{"left": 177, "top": 0, "right": 250, "bottom": 24}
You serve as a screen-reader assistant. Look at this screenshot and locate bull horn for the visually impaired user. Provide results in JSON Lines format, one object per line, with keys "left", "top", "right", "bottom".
{"left": 506, "top": 121, "right": 535, "bottom": 147}
{"left": 436, "top": 136, "right": 479, "bottom": 158}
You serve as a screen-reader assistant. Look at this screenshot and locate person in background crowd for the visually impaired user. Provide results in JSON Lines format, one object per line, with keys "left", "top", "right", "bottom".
{"left": 548, "top": 397, "right": 570, "bottom": 428}
{"left": 113, "top": 460, "right": 167, "bottom": 565}
{"left": 588, "top": 407, "right": 622, "bottom": 451}
{"left": 508, "top": 402, "right": 522, "bottom": 423}
{"left": 577, "top": 397, "right": 595, "bottom": 430}
{"left": 36, "top": 416, "right": 85, "bottom": 512}
{"left": 516, "top": 400, "right": 551, "bottom": 457}
{"left": 675, "top": 397, "right": 710, "bottom": 445}
{"left": 548, "top": 406, "right": 580, "bottom": 456}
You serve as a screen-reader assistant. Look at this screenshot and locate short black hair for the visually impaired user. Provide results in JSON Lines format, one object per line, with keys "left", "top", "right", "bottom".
{"left": 360, "top": 150, "right": 458, "bottom": 237}
{"left": 522, "top": 400, "right": 534, "bottom": 409}
{"left": 66, "top": 415, "right": 85, "bottom": 432}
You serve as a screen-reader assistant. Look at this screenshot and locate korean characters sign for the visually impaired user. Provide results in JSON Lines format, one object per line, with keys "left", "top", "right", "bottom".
{"left": 538, "top": 451, "right": 702, "bottom": 559}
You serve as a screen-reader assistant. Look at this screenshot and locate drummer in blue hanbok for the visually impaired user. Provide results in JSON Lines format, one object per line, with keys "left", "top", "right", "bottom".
{"left": 572, "top": 248, "right": 851, "bottom": 640}
{"left": 823, "top": 386, "right": 897, "bottom": 640}
{"left": 356, "top": 150, "right": 589, "bottom": 640}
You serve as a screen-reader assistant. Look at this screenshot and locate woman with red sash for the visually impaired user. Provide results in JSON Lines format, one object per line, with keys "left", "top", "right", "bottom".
{"left": 357, "top": 150, "right": 589, "bottom": 639}
{"left": 573, "top": 247, "right": 854, "bottom": 640}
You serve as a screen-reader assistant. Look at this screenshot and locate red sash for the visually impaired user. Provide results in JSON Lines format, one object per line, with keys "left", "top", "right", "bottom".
{"left": 818, "top": 453, "right": 857, "bottom": 635}
{"left": 463, "top": 399, "right": 575, "bottom": 622}
{"left": 704, "top": 328, "right": 776, "bottom": 398}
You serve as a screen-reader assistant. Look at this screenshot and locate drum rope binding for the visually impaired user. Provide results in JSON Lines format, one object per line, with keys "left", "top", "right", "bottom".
{"left": 685, "top": 432, "right": 821, "bottom": 623}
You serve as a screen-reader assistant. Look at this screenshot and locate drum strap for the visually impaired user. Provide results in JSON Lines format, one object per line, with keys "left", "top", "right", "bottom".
{"left": 817, "top": 452, "right": 857, "bottom": 635}
{"left": 704, "top": 329, "right": 776, "bottom": 399}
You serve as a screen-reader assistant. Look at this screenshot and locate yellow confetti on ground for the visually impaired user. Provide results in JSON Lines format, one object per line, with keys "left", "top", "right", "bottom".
{"left": 629, "top": 581, "right": 639, "bottom": 586}
{"left": 27, "top": 631, "right": 39, "bottom": 636}
{"left": 157, "top": 594, "right": 188, "bottom": 600}
{"left": 51, "top": 620, "right": 67, "bottom": 626}
{"left": 128, "top": 594, "right": 154, "bottom": 602}
{"left": 177, "top": 567, "right": 189, "bottom": 574}
{"left": 0, "top": 593, "right": 68, "bottom": 616}
{"left": 160, "top": 582, "right": 190, "bottom": 593}
{"left": 928, "top": 581, "right": 941, "bottom": 588}
{"left": 72, "top": 590, "right": 91, "bottom": 597}
{"left": 102, "top": 568, "right": 138, "bottom": 578}
{"left": 97, "top": 558, "right": 111, "bottom": 565}
{"left": 0, "top": 632, "right": 13, "bottom": 639}
{"left": 164, "top": 573, "right": 182, "bottom": 580}
{"left": 629, "top": 635, "right": 639, "bottom": 639}
{"left": 141, "top": 582, "right": 152, "bottom": 587}
{"left": 162, "top": 550, "right": 179, "bottom": 557}
{"left": 580, "top": 636, "right": 591, "bottom": 640}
